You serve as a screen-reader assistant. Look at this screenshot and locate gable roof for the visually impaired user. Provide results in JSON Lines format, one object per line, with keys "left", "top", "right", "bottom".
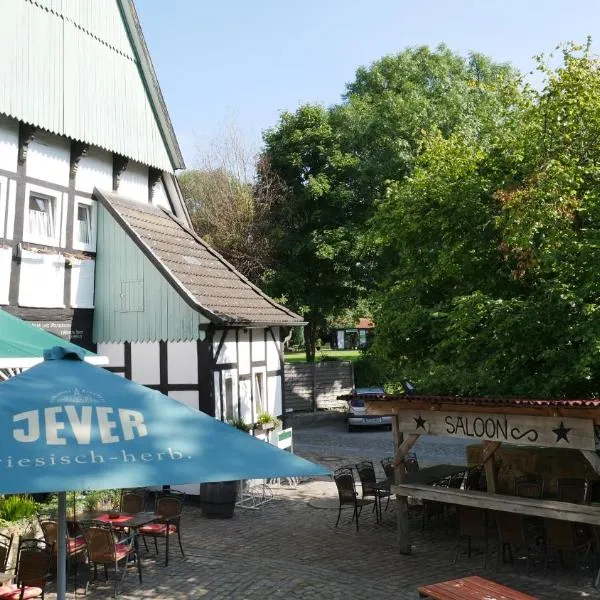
{"left": 0, "top": 0, "right": 183, "bottom": 171}
{"left": 95, "top": 189, "right": 304, "bottom": 327}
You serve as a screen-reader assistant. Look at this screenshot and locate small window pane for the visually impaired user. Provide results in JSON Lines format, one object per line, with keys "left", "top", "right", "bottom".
{"left": 77, "top": 204, "right": 91, "bottom": 245}
{"left": 254, "top": 373, "right": 264, "bottom": 413}
{"left": 225, "top": 378, "right": 234, "bottom": 420}
{"left": 28, "top": 195, "right": 54, "bottom": 238}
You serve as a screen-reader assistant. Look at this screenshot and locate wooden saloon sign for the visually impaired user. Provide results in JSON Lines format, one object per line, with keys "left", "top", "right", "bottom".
{"left": 396, "top": 411, "right": 596, "bottom": 450}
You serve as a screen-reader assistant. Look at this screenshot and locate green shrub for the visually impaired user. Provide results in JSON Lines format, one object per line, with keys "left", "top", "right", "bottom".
{"left": 229, "top": 418, "right": 251, "bottom": 433}
{"left": 0, "top": 495, "right": 38, "bottom": 522}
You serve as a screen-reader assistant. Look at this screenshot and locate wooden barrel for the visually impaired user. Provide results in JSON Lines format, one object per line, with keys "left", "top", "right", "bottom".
{"left": 199, "top": 481, "right": 237, "bottom": 518}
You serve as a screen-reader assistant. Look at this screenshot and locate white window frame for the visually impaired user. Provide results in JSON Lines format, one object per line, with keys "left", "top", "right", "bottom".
{"left": 0, "top": 175, "right": 7, "bottom": 239}
{"left": 23, "top": 183, "right": 62, "bottom": 247}
{"left": 72, "top": 197, "right": 96, "bottom": 252}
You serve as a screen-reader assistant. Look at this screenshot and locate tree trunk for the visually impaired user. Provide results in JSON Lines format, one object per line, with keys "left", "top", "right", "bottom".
{"left": 304, "top": 320, "right": 317, "bottom": 363}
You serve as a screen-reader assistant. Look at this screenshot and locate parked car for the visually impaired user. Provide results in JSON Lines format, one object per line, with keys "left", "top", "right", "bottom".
{"left": 346, "top": 387, "right": 392, "bottom": 432}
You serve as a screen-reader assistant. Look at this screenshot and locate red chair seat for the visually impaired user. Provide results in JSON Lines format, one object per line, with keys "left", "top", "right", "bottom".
{"left": 139, "top": 523, "right": 176, "bottom": 536}
{"left": 92, "top": 542, "right": 131, "bottom": 563}
{"left": 0, "top": 584, "right": 43, "bottom": 599}
{"left": 67, "top": 536, "right": 86, "bottom": 553}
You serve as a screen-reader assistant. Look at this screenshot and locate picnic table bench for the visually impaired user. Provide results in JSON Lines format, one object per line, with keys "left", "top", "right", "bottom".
{"left": 418, "top": 575, "right": 538, "bottom": 600}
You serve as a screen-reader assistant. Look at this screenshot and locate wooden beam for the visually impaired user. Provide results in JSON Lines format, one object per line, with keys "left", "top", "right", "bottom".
{"left": 581, "top": 450, "right": 600, "bottom": 476}
{"left": 391, "top": 483, "right": 600, "bottom": 526}
{"left": 482, "top": 441, "right": 500, "bottom": 493}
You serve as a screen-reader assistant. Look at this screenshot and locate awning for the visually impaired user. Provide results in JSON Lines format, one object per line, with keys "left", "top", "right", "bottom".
{"left": 0, "top": 309, "right": 107, "bottom": 369}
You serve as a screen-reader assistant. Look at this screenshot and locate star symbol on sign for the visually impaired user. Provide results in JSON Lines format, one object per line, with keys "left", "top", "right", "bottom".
{"left": 414, "top": 415, "right": 427, "bottom": 431}
{"left": 553, "top": 421, "right": 572, "bottom": 444}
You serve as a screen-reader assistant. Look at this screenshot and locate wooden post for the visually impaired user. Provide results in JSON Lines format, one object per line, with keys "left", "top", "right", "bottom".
{"left": 393, "top": 416, "right": 420, "bottom": 555}
{"left": 482, "top": 441, "right": 501, "bottom": 493}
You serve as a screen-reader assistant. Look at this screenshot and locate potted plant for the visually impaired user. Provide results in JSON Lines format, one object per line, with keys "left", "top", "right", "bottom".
{"left": 228, "top": 418, "right": 251, "bottom": 433}
{"left": 253, "top": 412, "right": 280, "bottom": 432}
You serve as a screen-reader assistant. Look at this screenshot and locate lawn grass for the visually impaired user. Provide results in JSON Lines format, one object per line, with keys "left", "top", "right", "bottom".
{"left": 284, "top": 349, "right": 361, "bottom": 363}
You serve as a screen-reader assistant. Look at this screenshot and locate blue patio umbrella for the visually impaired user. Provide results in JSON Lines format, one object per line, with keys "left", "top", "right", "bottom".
{"left": 0, "top": 347, "right": 328, "bottom": 599}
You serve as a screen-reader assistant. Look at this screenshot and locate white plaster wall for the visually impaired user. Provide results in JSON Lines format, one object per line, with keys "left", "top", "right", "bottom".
{"left": 0, "top": 115, "right": 18, "bottom": 173}
{"left": 18, "top": 251, "right": 65, "bottom": 307}
{"left": 167, "top": 341, "right": 197, "bottom": 384}
{"left": 266, "top": 331, "right": 280, "bottom": 371}
{"left": 252, "top": 329, "right": 266, "bottom": 362}
{"left": 26, "top": 131, "right": 70, "bottom": 187}
{"left": 119, "top": 161, "right": 148, "bottom": 204}
{"left": 4, "top": 179, "right": 16, "bottom": 240}
{"left": 214, "top": 329, "right": 237, "bottom": 364}
{"left": 130, "top": 342, "right": 160, "bottom": 385}
{"left": 237, "top": 329, "right": 250, "bottom": 375}
{"left": 96, "top": 343, "right": 124, "bottom": 369}
{"left": 152, "top": 179, "right": 171, "bottom": 211}
{"left": 70, "top": 258, "right": 95, "bottom": 308}
{"left": 268, "top": 374, "right": 283, "bottom": 417}
{"left": 0, "top": 247, "right": 11, "bottom": 304}
{"left": 75, "top": 146, "right": 112, "bottom": 194}
{"left": 239, "top": 378, "right": 252, "bottom": 425}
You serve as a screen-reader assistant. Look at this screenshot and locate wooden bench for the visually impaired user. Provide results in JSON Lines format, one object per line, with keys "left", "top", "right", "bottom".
{"left": 417, "top": 575, "right": 538, "bottom": 599}
{"left": 392, "top": 482, "right": 600, "bottom": 525}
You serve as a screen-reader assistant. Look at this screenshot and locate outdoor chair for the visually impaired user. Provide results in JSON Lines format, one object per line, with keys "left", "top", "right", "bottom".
{"left": 138, "top": 493, "right": 185, "bottom": 566}
{"left": 381, "top": 457, "right": 394, "bottom": 479}
{"left": 557, "top": 478, "right": 589, "bottom": 504}
{"left": 514, "top": 474, "right": 544, "bottom": 499}
{"left": 494, "top": 511, "right": 531, "bottom": 572}
{"left": 120, "top": 490, "right": 146, "bottom": 514}
{"left": 543, "top": 517, "right": 591, "bottom": 574}
{"left": 80, "top": 521, "right": 141, "bottom": 598}
{"left": 355, "top": 460, "right": 391, "bottom": 521}
{"left": 465, "top": 465, "right": 487, "bottom": 492}
{"left": 39, "top": 518, "right": 86, "bottom": 586}
{"left": 453, "top": 506, "right": 490, "bottom": 568}
{"left": 333, "top": 467, "right": 375, "bottom": 531}
{"left": 404, "top": 453, "right": 420, "bottom": 474}
{"left": 0, "top": 533, "right": 13, "bottom": 574}
{"left": 0, "top": 538, "right": 53, "bottom": 600}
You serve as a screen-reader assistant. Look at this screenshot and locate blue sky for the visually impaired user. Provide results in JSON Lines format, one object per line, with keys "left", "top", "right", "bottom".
{"left": 136, "top": 1, "right": 600, "bottom": 169}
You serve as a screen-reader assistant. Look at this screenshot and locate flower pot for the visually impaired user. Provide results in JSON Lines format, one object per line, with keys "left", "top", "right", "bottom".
{"left": 199, "top": 481, "right": 238, "bottom": 519}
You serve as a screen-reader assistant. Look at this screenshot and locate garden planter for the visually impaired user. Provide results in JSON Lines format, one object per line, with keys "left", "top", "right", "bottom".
{"left": 199, "top": 481, "right": 238, "bottom": 519}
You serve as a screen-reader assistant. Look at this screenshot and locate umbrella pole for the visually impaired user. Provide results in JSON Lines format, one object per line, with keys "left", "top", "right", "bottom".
{"left": 57, "top": 491, "right": 67, "bottom": 600}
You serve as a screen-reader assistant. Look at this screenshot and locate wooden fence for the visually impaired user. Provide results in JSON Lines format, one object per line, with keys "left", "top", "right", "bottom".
{"left": 283, "top": 361, "right": 353, "bottom": 412}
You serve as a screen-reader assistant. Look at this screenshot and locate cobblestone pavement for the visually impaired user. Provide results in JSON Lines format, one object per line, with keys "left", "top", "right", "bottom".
{"left": 39, "top": 421, "right": 600, "bottom": 599}
{"left": 43, "top": 475, "right": 600, "bottom": 599}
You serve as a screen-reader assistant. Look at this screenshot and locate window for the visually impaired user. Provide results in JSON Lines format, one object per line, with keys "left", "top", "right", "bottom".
{"left": 23, "top": 184, "right": 62, "bottom": 246}
{"left": 77, "top": 204, "right": 91, "bottom": 245}
{"left": 28, "top": 194, "right": 55, "bottom": 239}
{"left": 224, "top": 377, "right": 234, "bottom": 421}
{"left": 72, "top": 198, "right": 96, "bottom": 251}
{"left": 254, "top": 372, "right": 264, "bottom": 413}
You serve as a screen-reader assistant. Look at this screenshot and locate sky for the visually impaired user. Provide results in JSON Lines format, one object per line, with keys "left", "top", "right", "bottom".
{"left": 136, "top": 0, "right": 600, "bottom": 170}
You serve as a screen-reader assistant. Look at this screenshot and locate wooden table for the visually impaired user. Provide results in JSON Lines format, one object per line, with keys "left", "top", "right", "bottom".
{"left": 418, "top": 575, "right": 539, "bottom": 599}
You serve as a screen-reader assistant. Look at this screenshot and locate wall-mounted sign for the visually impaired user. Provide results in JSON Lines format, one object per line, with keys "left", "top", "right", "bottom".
{"left": 395, "top": 411, "right": 596, "bottom": 450}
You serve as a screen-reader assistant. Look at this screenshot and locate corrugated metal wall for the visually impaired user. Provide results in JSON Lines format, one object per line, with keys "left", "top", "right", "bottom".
{"left": 94, "top": 206, "right": 210, "bottom": 343}
{"left": 0, "top": 0, "right": 173, "bottom": 171}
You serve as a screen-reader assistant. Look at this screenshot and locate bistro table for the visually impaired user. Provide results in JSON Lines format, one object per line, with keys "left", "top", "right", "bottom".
{"left": 375, "top": 464, "right": 467, "bottom": 492}
{"left": 70, "top": 510, "right": 159, "bottom": 580}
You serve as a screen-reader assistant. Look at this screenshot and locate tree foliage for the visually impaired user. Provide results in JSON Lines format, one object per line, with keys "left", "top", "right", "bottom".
{"left": 372, "top": 42, "right": 600, "bottom": 398}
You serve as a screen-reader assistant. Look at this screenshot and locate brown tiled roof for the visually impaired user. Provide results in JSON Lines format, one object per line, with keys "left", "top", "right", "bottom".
{"left": 95, "top": 190, "right": 304, "bottom": 326}
{"left": 340, "top": 393, "right": 600, "bottom": 409}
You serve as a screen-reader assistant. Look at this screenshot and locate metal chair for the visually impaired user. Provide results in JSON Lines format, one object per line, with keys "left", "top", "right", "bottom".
{"left": 0, "top": 538, "right": 53, "bottom": 600}
{"left": 453, "top": 507, "right": 489, "bottom": 568}
{"left": 514, "top": 474, "right": 544, "bottom": 499}
{"left": 465, "top": 465, "right": 486, "bottom": 491}
{"left": 0, "top": 533, "right": 13, "bottom": 574}
{"left": 355, "top": 460, "right": 391, "bottom": 522}
{"left": 119, "top": 490, "right": 146, "bottom": 514}
{"left": 403, "top": 453, "right": 420, "bottom": 474}
{"left": 39, "top": 518, "right": 86, "bottom": 587}
{"left": 80, "top": 521, "right": 141, "bottom": 598}
{"left": 333, "top": 467, "right": 375, "bottom": 531}
{"left": 381, "top": 457, "right": 394, "bottom": 479}
{"left": 138, "top": 492, "right": 184, "bottom": 566}
{"left": 543, "top": 518, "right": 591, "bottom": 574}
{"left": 494, "top": 511, "right": 531, "bottom": 572}
{"left": 557, "top": 478, "right": 589, "bottom": 504}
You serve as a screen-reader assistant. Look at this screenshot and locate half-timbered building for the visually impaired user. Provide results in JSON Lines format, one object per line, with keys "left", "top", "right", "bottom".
{"left": 0, "top": 0, "right": 303, "bottom": 487}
